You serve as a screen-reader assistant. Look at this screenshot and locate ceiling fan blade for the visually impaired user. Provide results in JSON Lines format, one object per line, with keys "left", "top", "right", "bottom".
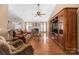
{"left": 34, "top": 14, "right": 40, "bottom": 17}
{"left": 40, "top": 13, "right": 45, "bottom": 15}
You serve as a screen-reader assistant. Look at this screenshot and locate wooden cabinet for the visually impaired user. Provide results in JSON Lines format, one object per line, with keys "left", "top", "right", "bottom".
{"left": 49, "top": 8, "right": 78, "bottom": 54}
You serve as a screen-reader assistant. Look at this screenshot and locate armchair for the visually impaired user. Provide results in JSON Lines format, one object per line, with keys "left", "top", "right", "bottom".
{"left": 0, "top": 36, "right": 34, "bottom": 55}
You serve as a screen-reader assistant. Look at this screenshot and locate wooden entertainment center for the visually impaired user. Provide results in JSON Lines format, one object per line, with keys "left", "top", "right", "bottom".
{"left": 49, "top": 8, "right": 78, "bottom": 54}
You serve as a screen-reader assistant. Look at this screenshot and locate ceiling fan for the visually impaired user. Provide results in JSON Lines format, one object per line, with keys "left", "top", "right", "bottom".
{"left": 35, "top": 4, "right": 45, "bottom": 17}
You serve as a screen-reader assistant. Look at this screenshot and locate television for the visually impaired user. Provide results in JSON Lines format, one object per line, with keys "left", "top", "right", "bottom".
{"left": 52, "top": 22, "right": 58, "bottom": 33}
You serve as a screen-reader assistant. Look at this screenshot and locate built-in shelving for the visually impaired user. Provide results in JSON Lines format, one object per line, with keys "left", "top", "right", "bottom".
{"left": 49, "top": 8, "right": 78, "bottom": 54}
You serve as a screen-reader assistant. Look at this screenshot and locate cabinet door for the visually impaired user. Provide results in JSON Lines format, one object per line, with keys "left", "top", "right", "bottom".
{"left": 58, "top": 15, "right": 64, "bottom": 47}
{"left": 65, "top": 8, "right": 77, "bottom": 52}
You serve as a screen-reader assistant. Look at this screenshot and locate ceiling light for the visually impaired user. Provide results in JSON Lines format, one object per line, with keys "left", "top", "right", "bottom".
{"left": 35, "top": 4, "right": 45, "bottom": 17}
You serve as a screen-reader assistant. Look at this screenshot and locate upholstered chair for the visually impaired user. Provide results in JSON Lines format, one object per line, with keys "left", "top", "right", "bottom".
{"left": 0, "top": 36, "right": 34, "bottom": 55}
{"left": 0, "top": 36, "right": 10, "bottom": 55}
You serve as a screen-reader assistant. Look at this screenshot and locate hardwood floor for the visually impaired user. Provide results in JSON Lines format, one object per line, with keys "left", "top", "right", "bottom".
{"left": 28, "top": 33, "right": 65, "bottom": 55}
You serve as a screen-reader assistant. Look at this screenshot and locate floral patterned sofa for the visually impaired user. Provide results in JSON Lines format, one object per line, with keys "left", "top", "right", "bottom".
{"left": 0, "top": 36, "right": 34, "bottom": 55}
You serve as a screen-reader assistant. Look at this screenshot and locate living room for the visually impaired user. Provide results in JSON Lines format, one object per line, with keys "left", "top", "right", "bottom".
{"left": 0, "top": 4, "right": 79, "bottom": 55}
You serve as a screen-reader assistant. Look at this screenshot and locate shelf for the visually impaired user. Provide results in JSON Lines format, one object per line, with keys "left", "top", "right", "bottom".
{"left": 49, "top": 8, "right": 77, "bottom": 54}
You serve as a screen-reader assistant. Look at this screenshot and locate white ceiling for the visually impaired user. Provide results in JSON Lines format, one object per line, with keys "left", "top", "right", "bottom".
{"left": 8, "top": 4, "right": 56, "bottom": 22}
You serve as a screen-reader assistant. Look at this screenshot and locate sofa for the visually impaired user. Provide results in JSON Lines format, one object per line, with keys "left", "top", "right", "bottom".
{"left": 0, "top": 44, "right": 34, "bottom": 55}
{"left": 0, "top": 36, "right": 34, "bottom": 55}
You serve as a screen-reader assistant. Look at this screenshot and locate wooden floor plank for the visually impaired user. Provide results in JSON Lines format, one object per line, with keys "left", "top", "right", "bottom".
{"left": 28, "top": 33, "right": 65, "bottom": 55}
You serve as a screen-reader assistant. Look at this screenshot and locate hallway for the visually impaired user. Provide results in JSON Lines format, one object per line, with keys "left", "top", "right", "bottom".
{"left": 28, "top": 33, "right": 65, "bottom": 55}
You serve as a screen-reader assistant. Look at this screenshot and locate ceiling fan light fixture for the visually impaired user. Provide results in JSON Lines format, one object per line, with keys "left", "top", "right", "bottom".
{"left": 35, "top": 4, "right": 45, "bottom": 17}
{"left": 37, "top": 11, "right": 40, "bottom": 15}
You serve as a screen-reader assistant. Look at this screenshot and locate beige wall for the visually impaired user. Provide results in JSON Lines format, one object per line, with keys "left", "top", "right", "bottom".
{"left": 0, "top": 5, "right": 8, "bottom": 34}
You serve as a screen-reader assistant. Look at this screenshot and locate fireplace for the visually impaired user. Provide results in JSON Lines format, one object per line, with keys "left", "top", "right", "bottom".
{"left": 32, "top": 28, "right": 39, "bottom": 33}
{"left": 32, "top": 28, "right": 40, "bottom": 37}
